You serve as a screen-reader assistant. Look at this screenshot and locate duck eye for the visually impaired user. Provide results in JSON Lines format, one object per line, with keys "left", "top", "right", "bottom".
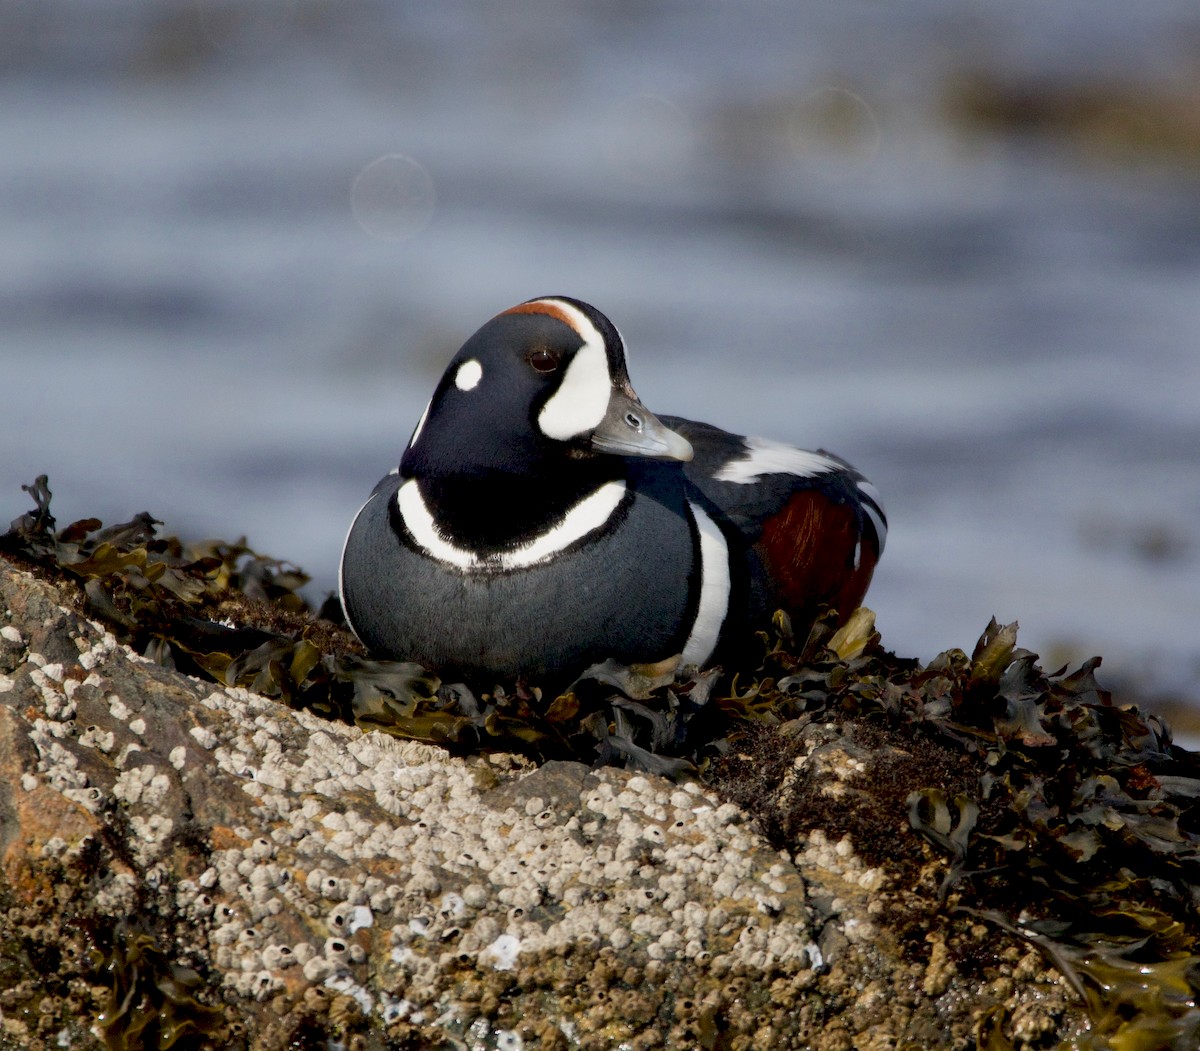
{"left": 528, "top": 348, "right": 559, "bottom": 374}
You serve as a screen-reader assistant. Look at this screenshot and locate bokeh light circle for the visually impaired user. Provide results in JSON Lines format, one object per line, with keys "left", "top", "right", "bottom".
{"left": 351, "top": 154, "right": 436, "bottom": 241}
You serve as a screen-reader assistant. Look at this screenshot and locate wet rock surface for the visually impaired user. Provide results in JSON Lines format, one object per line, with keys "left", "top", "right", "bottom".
{"left": 0, "top": 559, "right": 1092, "bottom": 1050}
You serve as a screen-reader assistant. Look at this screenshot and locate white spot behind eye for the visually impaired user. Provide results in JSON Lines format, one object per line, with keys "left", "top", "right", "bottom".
{"left": 455, "top": 359, "right": 483, "bottom": 391}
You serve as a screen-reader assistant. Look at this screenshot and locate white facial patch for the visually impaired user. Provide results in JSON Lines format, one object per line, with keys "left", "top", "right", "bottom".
{"left": 397, "top": 478, "right": 627, "bottom": 572}
{"left": 713, "top": 436, "right": 840, "bottom": 484}
{"left": 680, "top": 502, "right": 730, "bottom": 668}
{"left": 535, "top": 300, "right": 612, "bottom": 441}
{"left": 454, "top": 359, "right": 483, "bottom": 392}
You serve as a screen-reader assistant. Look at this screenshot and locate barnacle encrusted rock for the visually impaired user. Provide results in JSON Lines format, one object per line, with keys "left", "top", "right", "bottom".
{"left": 0, "top": 561, "right": 1098, "bottom": 1049}
{"left": 6, "top": 484, "right": 1200, "bottom": 1048}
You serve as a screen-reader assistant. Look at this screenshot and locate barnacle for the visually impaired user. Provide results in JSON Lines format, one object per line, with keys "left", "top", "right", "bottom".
{"left": 7, "top": 476, "right": 1200, "bottom": 1048}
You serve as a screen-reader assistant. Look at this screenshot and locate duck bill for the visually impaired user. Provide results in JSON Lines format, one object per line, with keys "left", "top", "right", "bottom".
{"left": 588, "top": 388, "right": 694, "bottom": 462}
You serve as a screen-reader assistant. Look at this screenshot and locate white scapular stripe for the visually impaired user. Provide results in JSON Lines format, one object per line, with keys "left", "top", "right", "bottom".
{"left": 861, "top": 501, "right": 887, "bottom": 555}
{"left": 536, "top": 299, "right": 613, "bottom": 441}
{"left": 857, "top": 478, "right": 883, "bottom": 506}
{"left": 454, "top": 358, "right": 483, "bottom": 391}
{"left": 397, "top": 478, "right": 627, "bottom": 571}
{"left": 712, "top": 436, "right": 840, "bottom": 484}
{"left": 680, "top": 502, "right": 730, "bottom": 668}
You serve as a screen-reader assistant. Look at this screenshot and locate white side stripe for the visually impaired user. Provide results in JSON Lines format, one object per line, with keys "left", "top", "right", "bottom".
{"left": 854, "top": 479, "right": 887, "bottom": 553}
{"left": 713, "top": 436, "right": 840, "bottom": 484}
{"left": 680, "top": 502, "right": 730, "bottom": 668}
{"left": 862, "top": 501, "right": 888, "bottom": 555}
{"left": 397, "top": 479, "right": 627, "bottom": 572}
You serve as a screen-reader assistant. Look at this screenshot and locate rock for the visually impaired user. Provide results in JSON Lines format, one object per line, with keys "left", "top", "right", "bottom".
{"left": 0, "top": 559, "right": 1095, "bottom": 1049}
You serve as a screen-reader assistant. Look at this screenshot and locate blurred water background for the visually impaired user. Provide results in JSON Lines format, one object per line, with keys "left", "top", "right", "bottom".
{"left": 3, "top": 1, "right": 1199, "bottom": 723}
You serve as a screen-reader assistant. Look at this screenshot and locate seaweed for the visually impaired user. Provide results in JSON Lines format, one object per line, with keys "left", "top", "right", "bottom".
{"left": 89, "top": 921, "right": 225, "bottom": 1051}
{"left": 710, "top": 613, "right": 1200, "bottom": 1049}
{"left": 6, "top": 476, "right": 1200, "bottom": 1047}
{"left": 0, "top": 476, "right": 753, "bottom": 772}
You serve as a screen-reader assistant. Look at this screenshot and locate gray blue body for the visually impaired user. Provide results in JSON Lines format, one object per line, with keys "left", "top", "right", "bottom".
{"left": 341, "top": 466, "right": 705, "bottom": 684}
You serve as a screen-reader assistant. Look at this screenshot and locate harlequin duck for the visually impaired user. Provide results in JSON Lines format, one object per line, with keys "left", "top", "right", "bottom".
{"left": 339, "top": 296, "right": 886, "bottom": 686}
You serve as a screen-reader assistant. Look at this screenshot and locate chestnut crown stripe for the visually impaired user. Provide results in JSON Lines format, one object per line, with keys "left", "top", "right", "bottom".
{"left": 499, "top": 298, "right": 585, "bottom": 333}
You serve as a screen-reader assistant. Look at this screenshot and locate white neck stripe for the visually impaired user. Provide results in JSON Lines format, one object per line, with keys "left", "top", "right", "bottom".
{"left": 407, "top": 399, "right": 432, "bottom": 449}
{"left": 680, "top": 502, "right": 730, "bottom": 668}
{"left": 396, "top": 478, "right": 627, "bottom": 572}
